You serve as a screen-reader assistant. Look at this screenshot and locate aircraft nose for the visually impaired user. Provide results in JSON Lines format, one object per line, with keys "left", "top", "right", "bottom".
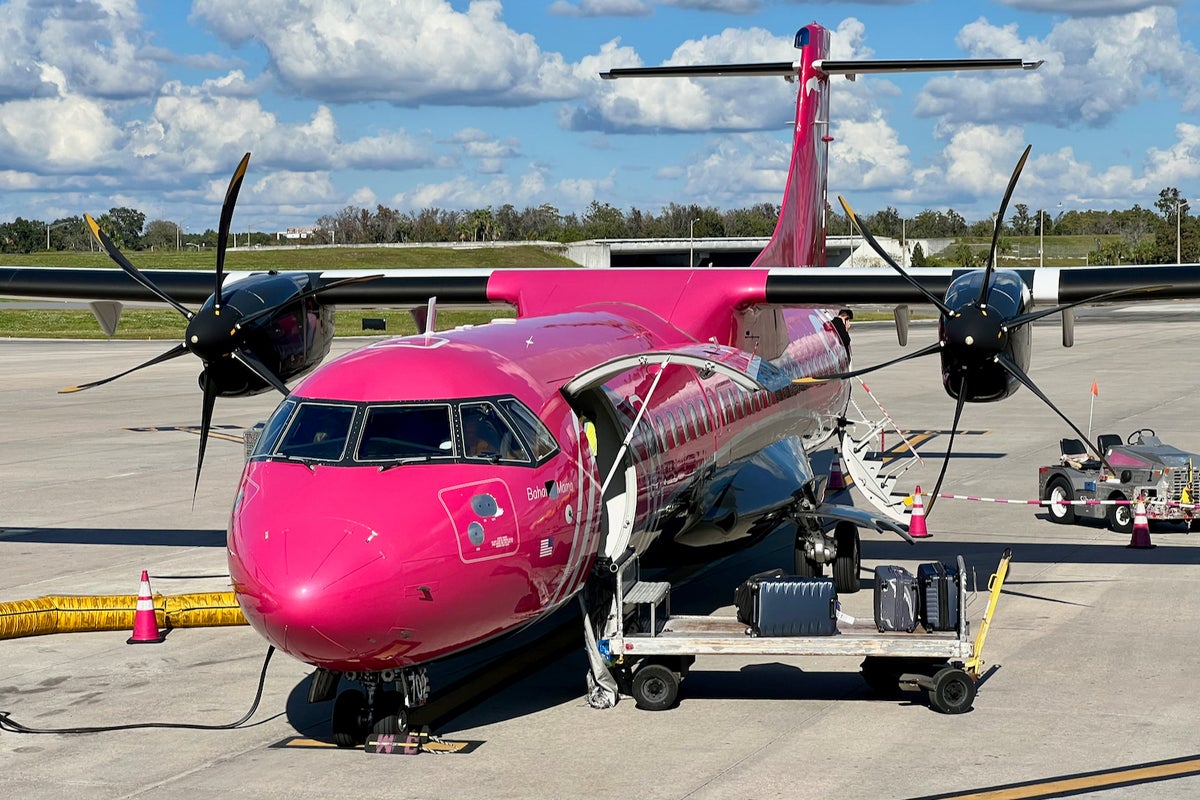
{"left": 230, "top": 516, "right": 413, "bottom": 667}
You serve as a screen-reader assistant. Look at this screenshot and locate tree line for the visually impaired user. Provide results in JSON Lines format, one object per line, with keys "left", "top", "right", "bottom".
{"left": 3, "top": 187, "right": 1195, "bottom": 264}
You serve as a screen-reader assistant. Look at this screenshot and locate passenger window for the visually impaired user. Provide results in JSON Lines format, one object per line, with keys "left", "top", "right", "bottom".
{"left": 462, "top": 402, "right": 530, "bottom": 462}
{"left": 356, "top": 405, "right": 452, "bottom": 461}
{"left": 498, "top": 399, "right": 558, "bottom": 462}
{"left": 277, "top": 403, "right": 355, "bottom": 461}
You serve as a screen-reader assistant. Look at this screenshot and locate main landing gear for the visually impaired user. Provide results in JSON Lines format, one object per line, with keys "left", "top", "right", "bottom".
{"left": 312, "top": 667, "right": 430, "bottom": 747}
{"left": 794, "top": 519, "right": 861, "bottom": 594}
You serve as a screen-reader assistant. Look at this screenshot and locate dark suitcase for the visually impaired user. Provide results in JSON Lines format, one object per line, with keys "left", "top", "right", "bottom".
{"left": 734, "top": 568, "right": 786, "bottom": 625}
{"left": 874, "top": 565, "right": 918, "bottom": 632}
{"left": 736, "top": 574, "right": 838, "bottom": 636}
{"left": 918, "top": 561, "right": 960, "bottom": 632}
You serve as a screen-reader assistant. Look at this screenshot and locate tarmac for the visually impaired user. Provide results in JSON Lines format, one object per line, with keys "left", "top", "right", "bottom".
{"left": 3, "top": 310, "right": 1200, "bottom": 799}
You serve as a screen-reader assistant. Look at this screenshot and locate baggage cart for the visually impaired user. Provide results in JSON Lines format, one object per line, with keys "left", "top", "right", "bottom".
{"left": 602, "top": 549, "right": 1012, "bottom": 714}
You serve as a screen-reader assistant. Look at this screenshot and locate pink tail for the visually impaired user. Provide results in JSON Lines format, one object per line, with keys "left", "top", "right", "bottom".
{"left": 751, "top": 24, "right": 830, "bottom": 270}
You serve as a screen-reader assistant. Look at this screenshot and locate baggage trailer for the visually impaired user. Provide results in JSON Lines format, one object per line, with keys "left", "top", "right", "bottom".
{"left": 602, "top": 549, "right": 1011, "bottom": 714}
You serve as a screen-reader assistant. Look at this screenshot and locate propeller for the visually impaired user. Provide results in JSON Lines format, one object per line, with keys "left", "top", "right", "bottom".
{"left": 64, "top": 153, "right": 324, "bottom": 501}
{"left": 804, "top": 145, "right": 1166, "bottom": 516}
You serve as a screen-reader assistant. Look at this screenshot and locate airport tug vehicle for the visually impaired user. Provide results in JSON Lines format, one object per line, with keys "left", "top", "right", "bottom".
{"left": 595, "top": 549, "right": 1012, "bottom": 715}
{"left": 1039, "top": 429, "right": 1200, "bottom": 533}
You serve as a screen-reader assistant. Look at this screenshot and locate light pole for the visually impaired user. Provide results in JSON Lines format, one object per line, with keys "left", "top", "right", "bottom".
{"left": 1177, "top": 198, "right": 1189, "bottom": 264}
{"left": 689, "top": 217, "right": 699, "bottom": 267}
{"left": 1039, "top": 208, "right": 1044, "bottom": 268}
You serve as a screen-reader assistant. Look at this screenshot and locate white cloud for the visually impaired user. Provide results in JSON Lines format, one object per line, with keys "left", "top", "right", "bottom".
{"left": 192, "top": 0, "right": 582, "bottom": 106}
{"left": 0, "top": 66, "right": 124, "bottom": 172}
{"left": 995, "top": 0, "right": 1179, "bottom": 15}
{"left": 0, "top": 0, "right": 160, "bottom": 101}
{"left": 549, "top": 0, "right": 653, "bottom": 17}
{"left": 915, "top": 8, "right": 1200, "bottom": 127}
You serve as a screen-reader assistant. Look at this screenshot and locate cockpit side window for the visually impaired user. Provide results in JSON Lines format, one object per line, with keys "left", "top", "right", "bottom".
{"left": 356, "top": 404, "right": 452, "bottom": 461}
{"left": 498, "top": 399, "right": 559, "bottom": 462}
{"left": 461, "top": 401, "right": 529, "bottom": 463}
{"left": 276, "top": 403, "right": 355, "bottom": 460}
{"left": 252, "top": 399, "right": 297, "bottom": 458}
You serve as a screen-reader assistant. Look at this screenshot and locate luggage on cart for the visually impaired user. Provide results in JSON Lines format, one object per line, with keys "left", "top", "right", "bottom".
{"left": 917, "top": 561, "right": 960, "bottom": 632}
{"left": 735, "top": 573, "right": 838, "bottom": 636}
{"left": 874, "top": 565, "right": 918, "bottom": 632}
{"left": 734, "top": 569, "right": 786, "bottom": 625}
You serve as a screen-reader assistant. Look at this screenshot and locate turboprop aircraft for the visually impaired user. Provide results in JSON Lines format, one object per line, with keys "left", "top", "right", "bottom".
{"left": 4, "top": 21, "right": 1200, "bottom": 745}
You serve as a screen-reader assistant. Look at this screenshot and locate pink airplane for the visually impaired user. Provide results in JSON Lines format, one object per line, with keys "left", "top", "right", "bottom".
{"left": 5, "top": 22, "right": 1195, "bottom": 744}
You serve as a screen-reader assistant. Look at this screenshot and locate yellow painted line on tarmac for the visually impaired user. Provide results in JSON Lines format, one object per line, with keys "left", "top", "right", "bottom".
{"left": 912, "top": 754, "right": 1200, "bottom": 799}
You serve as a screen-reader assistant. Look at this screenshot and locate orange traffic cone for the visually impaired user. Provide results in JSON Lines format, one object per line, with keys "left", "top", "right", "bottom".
{"left": 908, "top": 485, "right": 930, "bottom": 539}
{"left": 1126, "top": 498, "right": 1154, "bottom": 549}
{"left": 127, "top": 570, "right": 165, "bottom": 644}
{"left": 828, "top": 453, "right": 846, "bottom": 491}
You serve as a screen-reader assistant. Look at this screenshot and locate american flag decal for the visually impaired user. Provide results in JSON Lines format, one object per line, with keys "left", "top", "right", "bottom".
{"left": 539, "top": 537, "right": 553, "bottom": 558}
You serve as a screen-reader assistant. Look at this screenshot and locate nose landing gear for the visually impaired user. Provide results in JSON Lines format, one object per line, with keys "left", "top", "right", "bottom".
{"left": 328, "top": 667, "right": 430, "bottom": 748}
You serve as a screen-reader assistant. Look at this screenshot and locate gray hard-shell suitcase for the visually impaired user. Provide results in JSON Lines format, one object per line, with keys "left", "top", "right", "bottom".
{"left": 874, "top": 565, "right": 918, "bottom": 632}
{"left": 741, "top": 576, "right": 838, "bottom": 637}
{"left": 734, "top": 568, "right": 787, "bottom": 625}
{"left": 917, "top": 561, "right": 960, "bottom": 632}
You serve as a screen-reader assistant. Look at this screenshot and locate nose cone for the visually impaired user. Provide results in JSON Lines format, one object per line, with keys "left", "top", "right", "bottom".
{"left": 230, "top": 511, "right": 415, "bottom": 669}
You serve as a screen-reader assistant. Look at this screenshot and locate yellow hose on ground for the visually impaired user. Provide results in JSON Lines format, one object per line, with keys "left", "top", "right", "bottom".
{"left": 0, "top": 592, "right": 246, "bottom": 640}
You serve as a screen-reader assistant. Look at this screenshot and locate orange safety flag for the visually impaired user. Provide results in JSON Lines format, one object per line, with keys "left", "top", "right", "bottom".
{"left": 1090, "top": 379, "right": 1099, "bottom": 397}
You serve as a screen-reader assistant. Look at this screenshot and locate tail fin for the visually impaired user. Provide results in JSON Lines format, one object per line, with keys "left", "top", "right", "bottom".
{"left": 601, "top": 25, "right": 1041, "bottom": 271}
{"left": 751, "top": 24, "right": 831, "bottom": 269}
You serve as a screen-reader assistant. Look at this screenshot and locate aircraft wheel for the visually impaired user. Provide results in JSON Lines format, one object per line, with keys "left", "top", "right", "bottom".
{"left": 372, "top": 691, "right": 409, "bottom": 737}
{"left": 332, "top": 689, "right": 367, "bottom": 748}
{"left": 794, "top": 541, "right": 822, "bottom": 578}
{"left": 832, "top": 522, "right": 860, "bottom": 593}
{"left": 631, "top": 662, "right": 680, "bottom": 711}
{"left": 1044, "top": 477, "right": 1076, "bottom": 524}
{"left": 1108, "top": 498, "right": 1133, "bottom": 534}
{"left": 928, "top": 668, "right": 976, "bottom": 714}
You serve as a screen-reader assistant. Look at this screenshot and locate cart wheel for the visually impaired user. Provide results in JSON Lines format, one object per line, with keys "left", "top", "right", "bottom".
{"left": 832, "top": 522, "right": 860, "bottom": 594}
{"left": 632, "top": 663, "right": 680, "bottom": 711}
{"left": 860, "top": 664, "right": 899, "bottom": 695}
{"left": 1190, "top": 518, "right": 1200, "bottom": 533}
{"left": 928, "top": 668, "right": 975, "bottom": 714}
{"left": 1107, "top": 497, "right": 1133, "bottom": 534}
{"left": 1044, "top": 476, "right": 1076, "bottom": 525}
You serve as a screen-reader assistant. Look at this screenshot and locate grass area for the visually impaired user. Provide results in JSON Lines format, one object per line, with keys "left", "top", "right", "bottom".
{"left": 0, "top": 244, "right": 578, "bottom": 271}
{"left": 0, "top": 307, "right": 516, "bottom": 339}
{"left": 0, "top": 245, "right": 559, "bottom": 338}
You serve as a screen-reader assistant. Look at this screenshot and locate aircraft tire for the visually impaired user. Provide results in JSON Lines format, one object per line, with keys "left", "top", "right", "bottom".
{"left": 372, "top": 691, "right": 409, "bottom": 738}
{"left": 793, "top": 542, "right": 822, "bottom": 579}
{"left": 1044, "top": 477, "right": 1076, "bottom": 524}
{"left": 832, "top": 522, "right": 860, "bottom": 593}
{"left": 332, "top": 689, "right": 367, "bottom": 748}
{"left": 632, "top": 663, "right": 680, "bottom": 711}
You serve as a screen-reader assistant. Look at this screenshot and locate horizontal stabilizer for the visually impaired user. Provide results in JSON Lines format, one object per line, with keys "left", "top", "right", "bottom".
{"left": 601, "top": 62, "right": 797, "bottom": 80}
{"left": 815, "top": 58, "right": 1042, "bottom": 76}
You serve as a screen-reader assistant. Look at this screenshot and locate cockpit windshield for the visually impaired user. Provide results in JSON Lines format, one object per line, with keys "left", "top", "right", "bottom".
{"left": 250, "top": 395, "right": 558, "bottom": 468}
{"left": 944, "top": 269, "right": 1025, "bottom": 317}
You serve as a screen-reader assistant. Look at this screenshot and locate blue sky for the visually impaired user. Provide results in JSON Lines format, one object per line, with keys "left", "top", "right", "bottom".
{"left": 0, "top": 0, "right": 1196, "bottom": 235}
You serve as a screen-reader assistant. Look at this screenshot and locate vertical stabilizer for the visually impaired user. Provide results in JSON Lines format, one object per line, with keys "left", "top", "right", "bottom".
{"left": 751, "top": 24, "right": 830, "bottom": 270}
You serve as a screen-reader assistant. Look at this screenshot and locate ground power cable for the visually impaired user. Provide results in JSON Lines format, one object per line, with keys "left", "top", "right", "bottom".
{"left": 0, "top": 646, "right": 275, "bottom": 735}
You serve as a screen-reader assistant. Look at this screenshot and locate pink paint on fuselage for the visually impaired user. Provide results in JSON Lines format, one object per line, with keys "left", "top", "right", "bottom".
{"left": 229, "top": 272, "right": 849, "bottom": 671}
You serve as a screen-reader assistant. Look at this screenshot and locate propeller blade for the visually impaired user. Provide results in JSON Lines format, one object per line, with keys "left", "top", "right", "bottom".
{"left": 58, "top": 343, "right": 190, "bottom": 393}
{"left": 978, "top": 144, "right": 1032, "bottom": 305}
{"left": 235, "top": 273, "right": 385, "bottom": 329}
{"left": 995, "top": 353, "right": 1112, "bottom": 472}
{"left": 838, "top": 196, "right": 953, "bottom": 315}
{"left": 215, "top": 153, "right": 252, "bottom": 311}
{"left": 794, "top": 342, "right": 942, "bottom": 385}
{"left": 84, "top": 214, "right": 193, "bottom": 320}
{"left": 233, "top": 348, "right": 290, "bottom": 396}
{"left": 193, "top": 371, "right": 219, "bottom": 505}
{"left": 1005, "top": 285, "right": 1169, "bottom": 330}
{"left": 925, "top": 384, "right": 968, "bottom": 516}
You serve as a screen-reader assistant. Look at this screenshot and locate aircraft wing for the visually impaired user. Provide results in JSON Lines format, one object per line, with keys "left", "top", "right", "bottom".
{"left": 4, "top": 263, "right": 1200, "bottom": 310}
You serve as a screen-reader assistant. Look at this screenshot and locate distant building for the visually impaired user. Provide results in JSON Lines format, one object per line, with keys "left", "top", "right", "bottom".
{"left": 279, "top": 227, "right": 314, "bottom": 240}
